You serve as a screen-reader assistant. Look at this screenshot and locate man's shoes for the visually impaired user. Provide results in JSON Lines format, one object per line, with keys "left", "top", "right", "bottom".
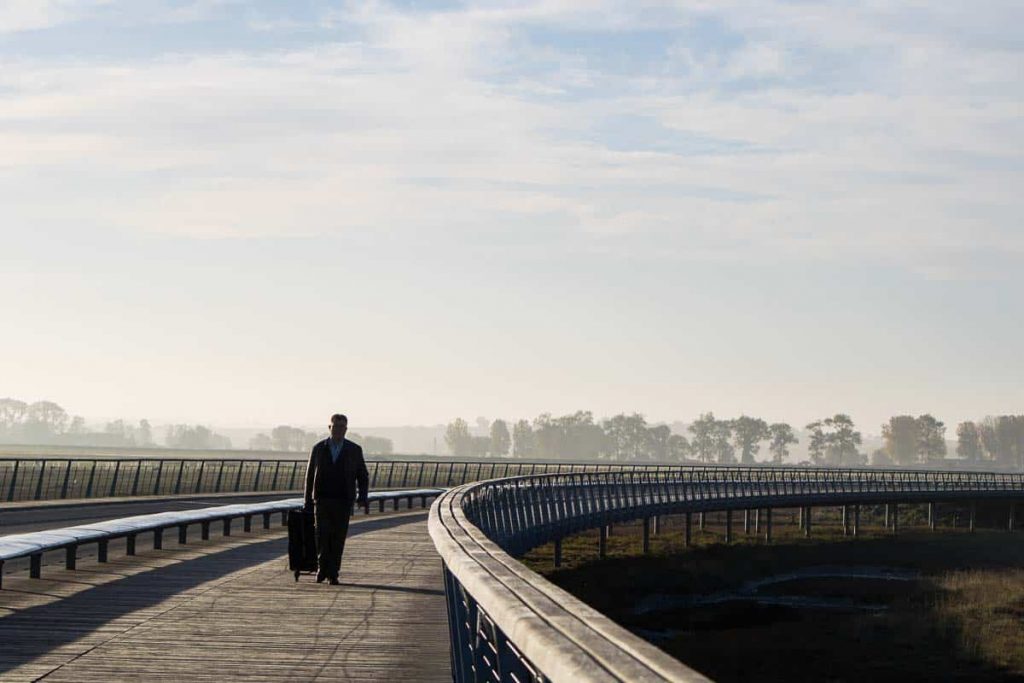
{"left": 315, "top": 571, "right": 326, "bottom": 584}
{"left": 329, "top": 576, "right": 340, "bottom": 585}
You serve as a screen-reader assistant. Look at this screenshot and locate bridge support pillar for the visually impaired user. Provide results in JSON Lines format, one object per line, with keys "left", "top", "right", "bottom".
{"left": 970, "top": 502, "right": 977, "bottom": 533}
{"left": 698, "top": 512, "right": 705, "bottom": 531}
{"left": 1010, "top": 503, "right": 1017, "bottom": 532}
{"left": 684, "top": 512, "right": 692, "bottom": 548}
{"left": 799, "top": 506, "right": 805, "bottom": 531}
{"left": 884, "top": 504, "right": 890, "bottom": 529}
{"left": 842, "top": 505, "right": 849, "bottom": 536}
{"left": 725, "top": 510, "right": 732, "bottom": 544}
{"left": 599, "top": 525, "right": 608, "bottom": 559}
{"left": 804, "top": 507, "right": 812, "bottom": 538}
{"left": 744, "top": 509, "right": 751, "bottom": 534}
{"left": 553, "top": 539, "right": 562, "bottom": 568}
{"left": 929, "top": 502, "right": 937, "bottom": 531}
{"left": 754, "top": 509, "right": 761, "bottom": 534}
{"left": 764, "top": 508, "right": 773, "bottom": 544}
{"left": 643, "top": 517, "right": 651, "bottom": 554}
{"left": 652, "top": 515, "right": 660, "bottom": 536}
{"left": 853, "top": 505, "right": 860, "bottom": 537}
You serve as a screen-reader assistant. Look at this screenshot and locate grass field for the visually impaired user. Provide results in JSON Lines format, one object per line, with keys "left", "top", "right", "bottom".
{"left": 522, "top": 508, "right": 1024, "bottom": 681}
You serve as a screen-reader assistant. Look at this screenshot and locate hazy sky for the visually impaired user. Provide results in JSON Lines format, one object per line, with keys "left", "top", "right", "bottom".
{"left": 2, "top": 1, "right": 1022, "bottom": 432}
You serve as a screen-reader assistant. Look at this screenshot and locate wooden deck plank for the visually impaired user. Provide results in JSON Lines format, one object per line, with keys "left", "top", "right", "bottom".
{"left": 0, "top": 511, "right": 449, "bottom": 682}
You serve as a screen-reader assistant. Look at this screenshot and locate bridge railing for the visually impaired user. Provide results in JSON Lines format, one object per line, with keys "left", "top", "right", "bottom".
{"left": 0, "top": 487, "right": 444, "bottom": 589}
{"left": 0, "top": 457, "right": 687, "bottom": 503}
{"left": 429, "top": 466, "right": 1024, "bottom": 682}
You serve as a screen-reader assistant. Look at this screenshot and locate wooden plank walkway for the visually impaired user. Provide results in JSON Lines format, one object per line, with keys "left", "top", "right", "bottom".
{"left": 0, "top": 511, "right": 450, "bottom": 682}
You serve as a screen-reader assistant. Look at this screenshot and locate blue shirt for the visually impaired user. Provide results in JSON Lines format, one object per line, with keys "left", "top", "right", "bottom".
{"left": 328, "top": 438, "right": 344, "bottom": 464}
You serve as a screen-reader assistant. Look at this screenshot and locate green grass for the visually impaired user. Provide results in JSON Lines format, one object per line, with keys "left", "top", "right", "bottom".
{"left": 521, "top": 508, "right": 1024, "bottom": 681}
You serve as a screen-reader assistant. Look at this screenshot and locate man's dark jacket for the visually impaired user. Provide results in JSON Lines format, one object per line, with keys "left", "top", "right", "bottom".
{"left": 304, "top": 438, "right": 370, "bottom": 505}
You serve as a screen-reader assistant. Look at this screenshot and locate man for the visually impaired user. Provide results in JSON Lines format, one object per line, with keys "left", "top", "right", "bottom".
{"left": 304, "top": 413, "right": 369, "bottom": 585}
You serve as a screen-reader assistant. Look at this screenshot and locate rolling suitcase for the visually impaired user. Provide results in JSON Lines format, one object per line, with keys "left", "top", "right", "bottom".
{"left": 288, "top": 508, "right": 318, "bottom": 581}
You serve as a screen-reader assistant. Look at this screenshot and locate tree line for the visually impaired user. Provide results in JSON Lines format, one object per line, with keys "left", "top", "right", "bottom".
{"left": 444, "top": 411, "right": 804, "bottom": 464}
{"left": 247, "top": 425, "right": 394, "bottom": 455}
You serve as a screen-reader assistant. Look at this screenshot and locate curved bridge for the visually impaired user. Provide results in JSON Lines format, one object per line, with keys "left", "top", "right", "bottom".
{"left": 429, "top": 466, "right": 1024, "bottom": 682}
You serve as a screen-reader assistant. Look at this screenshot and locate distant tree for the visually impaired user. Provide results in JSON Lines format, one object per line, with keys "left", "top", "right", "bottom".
{"left": 956, "top": 421, "right": 981, "bottom": 461}
{"left": 475, "top": 417, "right": 490, "bottom": 433}
{"left": 512, "top": 419, "right": 536, "bottom": 458}
{"left": 271, "top": 425, "right": 307, "bottom": 452}
{"left": 469, "top": 436, "right": 491, "bottom": 457}
{"left": 137, "top": 419, "right": 153, "bottom": 446}
{"left": 870, "top": 448, "right": 893, "bottom": 467}
{"left": 823, "top": 414, "right": 863, "bottom": 466}
{"left": 105, "top": 419, "right": 130, "bottom": 445}
{"left": 805, "top": 421, "right": 826, "bottom": 465}
{"left": 978, "top": 415, "right": 1024, "bottom": 468}
{"left": 0, "top": 398, "right": 28, "bottom": 437}
{"left": 882, "top": 415, "right": 919, "bottom": 467}
{"left": 646, "top": 424, "right": 672, "bottom": 462}
{"left": 445, "top": 418, "right": 473, "bottom": 458}
{"left": 358, "top": 435, "right": 394, "bottom": 455}
{"left": 978, "top": 418, "right": 1000, "bottom": 462}
{"left": 712, "top": 419, "right": 735, "bottom": 464}
{"left": 731, "top": 415, "right": 769, "bottom": 465}
{"left": 249, "top": 433, "right": 274, "bottom": 450}
{"left": 489, "top": 419, "right": 511, "bottom": 457}
{"left": 165, "top": 424, "right": 230, "bottom": 449}
{"left": 67, "top": 416, "right": 87, "bottom": 436}
{"left": 767, "top": 423, "right": 798, "bottom": 464}
{"left": 667, "top": 433, "right": 690, "bottom": 461}
{"left": 21, "top": 400, "right": 69, "bottom": 441}
{"left": 533, "top": 411, "right": 606, "bottom": 460}
{"left": 916, "top": 414, "right": 947, "bottom": 462}
{"left": 688, "top": 413, "right": 717, "bottom": 463}
{"left": 602, "top": 413, "right": 651, "bottom": 461}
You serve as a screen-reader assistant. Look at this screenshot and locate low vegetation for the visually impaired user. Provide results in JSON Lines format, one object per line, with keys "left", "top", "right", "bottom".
{"left": 522, "top": 509, "right": 1024, "bottom": 681}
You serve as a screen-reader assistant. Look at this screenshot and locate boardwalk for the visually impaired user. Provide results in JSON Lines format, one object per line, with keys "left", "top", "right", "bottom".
{"left": 0, "top": 510, "right": 450, "bottom": 682}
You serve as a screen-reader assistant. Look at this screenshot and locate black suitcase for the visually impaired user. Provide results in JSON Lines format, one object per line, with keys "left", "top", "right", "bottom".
{"left": 288, "top": 508, "right": 318, "bottom": 581}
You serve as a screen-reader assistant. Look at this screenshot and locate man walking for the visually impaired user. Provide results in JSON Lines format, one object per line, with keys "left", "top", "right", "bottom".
{"left": 304, "top": 414, "right": 369, "bottom": 585}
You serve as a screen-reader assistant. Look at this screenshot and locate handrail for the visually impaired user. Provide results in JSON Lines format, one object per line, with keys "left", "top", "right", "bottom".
{"left": 0, "top": 487, "right": 443, "bottom": 589}
{"left": 1, "top": 456, "right": 1018, "bottom": 504}
{"left": 429, "top": 467, "right": 1024, "bottom": 682}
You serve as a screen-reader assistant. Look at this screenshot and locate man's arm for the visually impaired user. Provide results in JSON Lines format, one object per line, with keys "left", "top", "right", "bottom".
{"left": 303, "top": 444, "right": 317, "bottom": 509}
{"left": 355, "top": 448, "right": 369, "bottom": 504}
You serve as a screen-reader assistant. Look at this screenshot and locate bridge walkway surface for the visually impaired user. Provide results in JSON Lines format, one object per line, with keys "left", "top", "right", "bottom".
{"left": 0, "top": 510, "right": 449, "bottom": 682}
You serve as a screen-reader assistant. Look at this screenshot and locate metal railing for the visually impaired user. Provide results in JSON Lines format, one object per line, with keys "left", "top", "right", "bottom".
{"left": 429, "top": 466, "right": 1024, "bottom": 682}
{"left": 0, "top": 457, "right": 678, "bottom": 503}
{"left": 0, "top": 488, "right": 444, "bottom": 589}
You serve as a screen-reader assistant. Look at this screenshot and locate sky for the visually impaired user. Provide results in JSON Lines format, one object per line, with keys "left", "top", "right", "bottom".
{"left": 1, "top": 0, "right": 1022, "bottom": 434}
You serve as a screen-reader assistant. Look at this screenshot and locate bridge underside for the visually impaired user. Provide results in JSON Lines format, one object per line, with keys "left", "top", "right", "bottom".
{"left": 0, "top": 511, "right": 450, "bottom": 682}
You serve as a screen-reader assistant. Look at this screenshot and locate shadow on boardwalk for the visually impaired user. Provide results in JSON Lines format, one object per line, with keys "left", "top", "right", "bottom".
{"left": 0, "top": 513, "right": 425, "bottom": 676}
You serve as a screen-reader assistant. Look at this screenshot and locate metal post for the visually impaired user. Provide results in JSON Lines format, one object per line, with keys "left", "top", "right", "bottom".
{"left": 98, "top": 540, "right": 108, "bottom": 563}
{"left": 179, "top": 525, "right": 188, "bottom": 544}
{"left": 154, "top": 529, "right": 163, "bottom": 550}
{"left": 970, "top": 502, "right": 977, "bottom": 533}
{"left": 652, "top": 515, "right": 660, "bottom": 536}
{"left": 725, "top": 510, "right": 732, "bottom": 544}
{"left": 744, "top": 509, "right": 751, "bottom": 534}
{"left": 30, "top": 554, "right": 41, "bottom": 578}
{"left": 223, "top": 518, "right": 231, "bottom": 536}
{"left": 892, "top": 504, "right": 899, "bottom": 536}
{"left": 884, "top": 503, "right": 890, "bottom": 529}
{"left": 126, "top": 535, "right": 136, "bottom": 556}
{"left": 698, "top": 511, "right": 706, "bottom": 531}
{"left": 244, "top": 515, "right": 252, "bottom": 533}
{"left": 853, "top": 505, "right": 860, "bottom": 537}
{"left": 764, "top": 508, "right": 773, "bottom": 544}
{"left": 804, "top": 507, "right": 811, "bottom": 539}
{"left": 929, "top": 502, "right": 937, "bottom": 531}
{"left": 65, "top": 546, "right": 77, "bottom": 570}
{"left": 842, "top": 505, "right": 849, "bottom": 536}
{"left": 754, "top": 508, "right": 761, "bottom": 534}
{"left": 643, "top": 517, "right": 651, "bottom": 554}
{"left": 263, "top": 512, "right": 271, "bottom": 529}
{"left": 599, "top": 525, "right": 608, "bottom": 559}
{"left": 201, "top": 521, "right": 210, "bottom": 540}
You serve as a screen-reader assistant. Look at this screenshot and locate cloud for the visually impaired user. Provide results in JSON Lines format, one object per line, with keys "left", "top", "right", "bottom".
{"left": 0, "top": 1, "right": 1021, "bottom": 276}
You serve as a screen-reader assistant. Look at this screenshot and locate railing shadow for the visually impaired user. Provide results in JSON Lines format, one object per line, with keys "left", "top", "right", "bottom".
{"left": 0, "top": 512, "right": 425, "bottom": 675}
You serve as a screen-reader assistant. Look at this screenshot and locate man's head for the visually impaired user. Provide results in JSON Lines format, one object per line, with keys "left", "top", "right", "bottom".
{"left": 329, "top": 413, "right": 348, "bottom": 441}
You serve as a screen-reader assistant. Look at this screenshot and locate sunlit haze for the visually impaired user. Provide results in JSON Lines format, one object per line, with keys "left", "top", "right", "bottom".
{"left": 2, "top": 1, "right": 1022, "bottom": 432}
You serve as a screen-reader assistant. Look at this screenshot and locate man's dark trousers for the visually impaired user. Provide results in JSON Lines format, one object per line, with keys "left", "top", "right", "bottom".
{"left": 315, "top": 497, "right": 350, "bottom": 579}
